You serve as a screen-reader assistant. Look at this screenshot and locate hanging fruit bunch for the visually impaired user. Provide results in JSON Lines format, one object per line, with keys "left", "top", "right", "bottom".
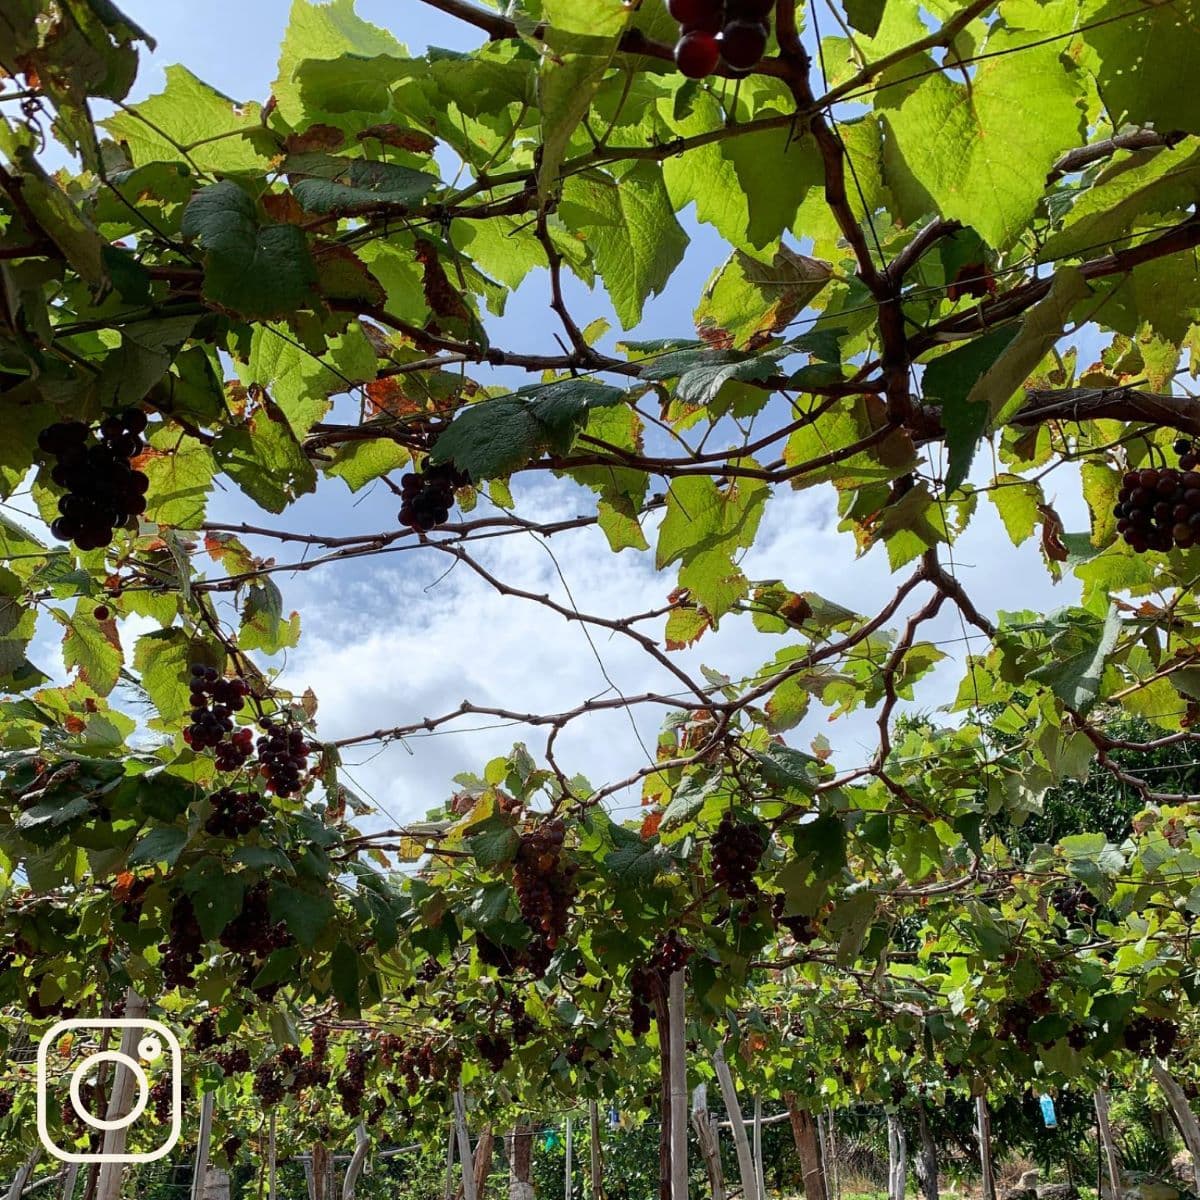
{"left": 1114, "top": 439, "right": 1200, "bottom": 554}
{"left": 669, "top": 0, "right": 775, "bottom": 79}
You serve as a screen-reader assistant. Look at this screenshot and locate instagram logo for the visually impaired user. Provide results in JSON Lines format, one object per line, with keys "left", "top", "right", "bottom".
{"left": 36, "top": 1020, "right": 182, "bottom": 1163}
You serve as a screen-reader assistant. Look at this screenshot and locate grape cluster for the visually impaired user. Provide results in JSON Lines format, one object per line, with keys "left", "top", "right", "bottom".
{"left": 39, "top": 410, "right": 150, "bottom": 550}
{"left": 161, "top": 896, "right": 205, "bottom": 988}
{"left": 475, "top": 1031, "right": 511, "bottom": 1072}
{"left": 628, "top": 962, "right": 657, "bottom": 1037}
{"left": 214, "top": 1046, "right": 251, "bottom": 1076}
{"left": 711, "top": 814, "right": 765, "bottom": 899}
{"left": 393, "top": 1039, "right": 460, "bottom": 1091}
{"left": 772, "top": 895, "right": 819, "bottom": 943}
{"left": 205, "top": 787, "right": 268, "bottom": 838}
{"left": 256, "top": 722, "right": 313, "bottom": 797}
{"left": 192, "top": 1013, "right": 219, "bottom": 1051}
{"left": 398, "top": 463, "right": 470, "bottom": 532}
{"left": 219, "top": 882, "right": 291, "bottom": 958}
{"left": 1122, "top": 1015, "right": 1177, "bottom": 1057}
{"left": 513, "top": 820, "right": 576, "bottom": 955}
{"left": 653, "top": 930, "right": 693, "bottom": 975}
{"left": 253, "top": 1060, "right": 285, "bottom": 1106}
{"left": 1115, "top": 452, "right": 1200, "bottom": 554}
{"left": 336, "top": 1048, "right": 370, "bottom": 1116}
{"left": 150, "top": 1078, "right": 173, "bottom": 1124}
{"left": 670, "top": 0, "right": 774, "bottom": 79}
{"left": 185, "top": 665, "right": 253, "bottom": 768}
{"left": 222, "top": 1137, "right": 243, "bottom": 1164}
{"left": 0, "top": 1092, "right": 13, "bottom": 1120}
{"left": 510, "top": 998, "right": 536, "bottom": 1045}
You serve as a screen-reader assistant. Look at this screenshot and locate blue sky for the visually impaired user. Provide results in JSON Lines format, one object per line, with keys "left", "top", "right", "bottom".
{"left": 21, "top": 2, "right": 1093, "bottom": 828}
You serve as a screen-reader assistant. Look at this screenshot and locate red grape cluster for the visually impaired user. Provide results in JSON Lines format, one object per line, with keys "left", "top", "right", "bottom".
{"left": 222, "top": 1137, "right": 242, "bottom": 1164}
{"left": 475, "top": 1031, "right": 511, "bottom": 1071}
{"left": 253, "top": 1060, "right": 285, "bottom": 1106}
{"left": 336, "top": 1047, "right": 370, "bottom": 1116}
{"left": 161, "top": 896, "right": 205, "bottom": 988}
{"left": 711, "top": 813, "right": 765, "bottom": 898}
{"left": 40, "top": 410, "right": 150, "bottom": 550}
{"left": 1122, "top": 1015, "right": 1177, "bottom": 1057}
{"left": 628, "top": 962, "right": 657, "bottom": 1036}
{"left": 214, "top": 1046, "right": 251, "bottom": 1075}
{"left": 1115, "top": 446, "right": 1200, "bottom": 553}
{"left": 510, "top": 997, "right": 536, "bottom": 1045}
{"left": 184, "top": 665, "right": 253, "bottom": 767}
{"left": 256, "top": 722, "right": 313, "bottom": 797}
{"left": 392, "top": 1039, "right": 460, "bottom": 1091}
{"left": 653, "top": 930, "right": 693, "bottom": 975}
{"left": 772, "top": 895, "right": 819, "bottom": 942}
{"left": 398, "top": 463, "right": 470, "bottom": 532}
{"left": 0, "top": 1093, "right": 13, "bottom": 1120}
{"left": 192, "top": 1013, "right": 219, "bottom": 1050}
{"left": 513, "top": 819, "right": 577, "bottom": 956}
{"left": 150, "top": 1077, "right": 173, "bottom": 1124}
{"left": 205, "top": 787, "right": 268, "bottom": 838}
{"left": 219, "top": 881, "right": 291, "bottom": 957}
{"left": 670, "top": 0, "right": 774, "bottom": 79}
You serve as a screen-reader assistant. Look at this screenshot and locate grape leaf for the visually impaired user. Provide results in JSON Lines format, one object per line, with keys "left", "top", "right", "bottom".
{"left": 181, "top": 181, "right": 318, "bottom": 320}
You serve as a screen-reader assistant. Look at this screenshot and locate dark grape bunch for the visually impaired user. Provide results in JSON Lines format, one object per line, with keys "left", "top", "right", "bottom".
{"left": 670, "top": 0, "right": 774, "bottom": 80}
{"left": 628, "top": 962, "right": 658, "bottom": 1037}
{"left": 398, "top": 462, "right": 470, "bottom": 532}
{"left": 219, "top": 881, "right": 291, "bottom": 958}
{"left": 1122, "top": 1015, "right": 1177, "bottom": 1057}
{"left": 213, "top": 1046, "right": 251, "bottom": 1075}
{"left": 205, "top": 787, "right": 268, "bottom": 838}
{"left": 253, "top": 1060, "right": 285, "bottom": 1107}
{"left": 475, "top": 1031, "right": 511, "bottom": 1072}
{"left": 711, "top": 813, "right": 766, "bottom": 898}
{"left": 192, "top": 1012, "right": 219, "bottom": 1051}
{"left": 161, "top": 895, "right": 205, "bottom": 988}
{"left": 39, "top": 410, "right": 149, "bottom": 551}
{"left": 513, "top": 819, "right": 578, "bottom": 958}
{"left": 336, "top": 1047, "right": 370, "bottom": 1116}
{"left": 256, "top": 721, "right": 314, "bottom": 797}
{"left": 653, "top": 930, "right": 693, "bottom": 975}
{"left": 185, "top": 664, "right": 254, "bottom": 768}
{"left": 1115, "top": 442, "right": 1200, "bottom": 554}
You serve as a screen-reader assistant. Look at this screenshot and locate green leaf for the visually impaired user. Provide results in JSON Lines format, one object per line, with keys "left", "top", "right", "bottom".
{"left": 330, "top": 941, "right": 360, "bottom": 1014}
{"left": 182, "top": 861, "right": 246, "bottom": 940}
{"left": 1027, "top": 604, "right": 1121, "bottom": 714}
{"left": 843, "top": 0, "right": 885, "bottom": 37}
{"left": 102, "top": 65, "right": 271, "bottom": 172}
{"left": 430, "top": 380, "right": 625, "bottom": 478}
{"left": 287, "top": 154, "right": 438, "bottom": 213}
{"left": 56, "top": 607, "right": 122, "bottom": 696}
{"left": 213, "top": 396, "right": 318, "bottom": 514}
{"left": 181, "top": 181, "right": 318, "bottom": 320}
{"left": 921, "top": 326, "right": 1021, "bottom": 493}
{"left": 966, "top": 269, "right": 1092, "bottom": 428}
{"left": 128, "top": 826, "right": 189, "bottom": 868}
{"left": 139, "top": 428, "right": 215, "bottom": 530}
{"left": 324, "top": 439, "right": 410, "bottom": 492}
{"left": 133, "top": 629, "right": 196, "bottom": 727}
{"left": 695, "top": 248, "right": 832, "bottom": 351}
{"left": 467, "top": 815, "right": 520, "bottom": 870}
{"left": 559, "top": 163, "right": 688, "bottom": 329}
{"left": 270, "top": 883, "right": 335, "bottom": 947}
{"left": 876, "top": 35, "right": 1082, "bottom": 247}
{"left": 1082, "top": 0, "right": 1200, "bottom": 135}
{"left": 239, "top": 582, "right": 301, "bottom": 655}
{"left": 274, "top": 0, "right": 406, "bottom": 124}
{"left": 723, "top": 118, "right": 822, "bottom": 250}
{"left": 656, "top": 471, "right": 769, "bottom": 571}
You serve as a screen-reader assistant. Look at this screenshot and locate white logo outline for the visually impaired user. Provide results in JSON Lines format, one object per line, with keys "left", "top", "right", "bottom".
{"left": 36, "top": 1019, "right": 182, "bottom": 1164}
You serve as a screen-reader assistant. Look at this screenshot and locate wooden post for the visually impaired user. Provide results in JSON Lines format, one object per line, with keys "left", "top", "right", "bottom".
{"left": 6, "top": 1150, "right": 42, "bottom": 1200}
{"left": 784, "top": 1095, "right": 828, "bottom": 1200}
{"left": 886, "top": 1114, "right": 906, "bottom": 1200}
{"left": 915, "top": 1104, "right": 938, "bottom": 1200}
{"left": 668, "top": 972, "right": 688, "bottom": 1200}
{"left": 94, "top": 989, "right": 149, "bottom": 1200}
{"left": 589, "top": 1101, "right": 604, "bottom": 1200}
{"left": 61, "top": 1165, "right": 80, "bottom": 1200}
{"left": 715, "top": 1048, "right": 758, "bottom": 1200}
{"left": 455, "top": 1089, "right": 479, "bottom": 1200}
{"left": 692, "top": 1085, "right": 726, "bottom": 1200}
{"left": 510, "top": 1120, "right": 535, "bottom": 1200}
{"left": 1152, "top": 1061, "right": 1200, "bottom": 1195}
{"left": 753, "top": 1096, "right": 766, "bottom": 1200}
{"left": 975, "top": 1097, "right": 994, "bottom": 1200}
{"left": 565, "top": 1118, "right": 574, "bottom": 1200}
{"left": 191, "top": 1093, "right": 215, "bottom": 1200}
{"left": 343, "top": 1125, "right": 371, "bottom": 1200}
{"left": 267, "top": 1112, "right": 277, "bottom": 1200}
{"left": 825, "top": 1110, "right": 840, "bottom": 1200}
{"left": 445, "top": 1123, "right": 458, "bottom": 1200}
{"left": 1094, "top": 1088, "right": 1122, "bottom": 1200}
